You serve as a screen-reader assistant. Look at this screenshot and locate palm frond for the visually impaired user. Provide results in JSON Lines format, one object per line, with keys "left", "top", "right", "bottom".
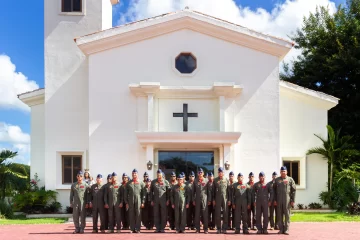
{"left": 0, "top": 150, "right": 18, "bottom": 163}
{"left": 307, "top": 147, "right": 329, "bottom": 159}
{"left": 326, "top": 125, "right": 336, "bottom": 147}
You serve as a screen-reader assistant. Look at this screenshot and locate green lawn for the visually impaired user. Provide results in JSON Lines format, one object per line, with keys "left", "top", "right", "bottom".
{"left": 0, "top": 215, "right": 68, "bottom": 225}
{"left": 291, "top": 212, "right": 360, "bottom": 222}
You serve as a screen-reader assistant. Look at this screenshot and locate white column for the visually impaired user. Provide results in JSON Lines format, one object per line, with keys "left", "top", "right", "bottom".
{"left": 219, "top": 96, "right": 225, "bottom": 132}
{"left": 223, "top": 144, "right": 232, "bottom": 175}
{"left": 147, "top": 94, "right": 154, "bottom": 131}
{"left": 146, "top": 144, "right": 154, "bottom": 180}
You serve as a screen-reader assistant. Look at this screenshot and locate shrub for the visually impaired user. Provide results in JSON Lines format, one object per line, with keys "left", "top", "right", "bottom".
{"left": 308, "top": 202, "right": 322, "bottom": 209}
{"left": 66, "top": 206, "right": 73, "bottom": 214}
{"left": 297, "top": 204, "right": 304, "bottom": 209}
{"left": 0, "top": 199, "right": 14, "bottom": 219}
{"left": 44, "top": 202, "right": 62, "bottom": 213}
{"left": 319, "top": 179, "right": 358, "bottom": 210}
{"left": 347, "top": 203, "right": 360, "bottom": 215}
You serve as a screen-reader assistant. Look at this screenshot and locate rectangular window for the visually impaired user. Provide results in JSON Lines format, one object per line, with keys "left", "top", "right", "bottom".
{"left": 283, "top": 160, "right": 300, "bottom": 185}
{"left": 62, "top": 0, "right": 82, "bottom": 12}
{"left": 62, "top": 155, "right": 82, "bottom": 184}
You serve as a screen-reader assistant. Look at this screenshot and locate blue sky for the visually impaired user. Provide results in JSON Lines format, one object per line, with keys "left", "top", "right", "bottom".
{"left": 0, "top": 0, "right": 344, "bottom": 164}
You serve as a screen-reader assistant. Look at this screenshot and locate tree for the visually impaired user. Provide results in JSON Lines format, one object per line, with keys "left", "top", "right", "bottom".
{"left": 281, "top": 0, "right": 360, "bottom": 153}
{"left": 0, "top": 150, "right": 28, "bottom": 199}
{"left": 306, "top": 125, "right": 360, "bottom": 193}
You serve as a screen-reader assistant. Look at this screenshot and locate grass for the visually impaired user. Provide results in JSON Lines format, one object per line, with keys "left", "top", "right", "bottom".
{"left": 291, "top": 212, "right": 360, "bottom": 222}
{"left": 0, "top": 215, "right": 68, "bottom": 225}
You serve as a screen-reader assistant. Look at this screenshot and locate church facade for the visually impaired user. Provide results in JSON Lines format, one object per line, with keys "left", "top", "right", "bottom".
{"left": 18, "top": 0, "right": 338, "bottom": 210}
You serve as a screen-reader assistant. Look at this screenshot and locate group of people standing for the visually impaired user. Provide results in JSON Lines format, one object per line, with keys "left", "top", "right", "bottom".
{"left": 70, "top": 166, "right": 296, "bottom": 235}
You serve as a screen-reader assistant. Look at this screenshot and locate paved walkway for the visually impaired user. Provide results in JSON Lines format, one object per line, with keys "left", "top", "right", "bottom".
{"left": 0, "top": 222, "right": 359, "bottom": 240}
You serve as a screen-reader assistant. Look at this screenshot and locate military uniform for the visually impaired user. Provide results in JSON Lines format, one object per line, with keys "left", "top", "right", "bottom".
{"left": 268, "top": 172, "right": 278, "bottom": 230}
{"left": 103, "top": 174, "right": 112, "bottom": 230}
{"left": 193, "top": 169, "right": 209, "bottom": 233}
{"left": 232, "top": 174, "right": 250, "bottom": 234}
{"left": 151, "top": 170, "right": 169, "bottom": 232}
{"left": 104, "top": 173, "right": 122, "bottom": 233}
{"left": 120, "top": 173, "right": 129, "bottom": 230}
{"left": 142, "top": 179, "right": 154, "bottom": 230}
{"left": 125, "top": 169, "right": 146, "bottom": 233}
{"left": 273, "top": 167, "right": 296, "bottom": 235}
{"left": 227, "top": 172, "right": 235, "bottom": 230}
{"left": 254, "top": 172, "right": 273, "bottom": 234}
{"left": 213, "top": 168, "right": 230, "bottom": 233}
{"left": 171, "top": 175, "right": 190, "bottom": 233}
{"left": 168, "top": 172, "right": 178, "bottom": 230}
{"left": 186, "top": 172, "right": 195, "bottom": 230}
{"left": 88, "top": 175, "right": 106, "bottom": 233}
{"left": 247, "top": 172, "right": 256, "bottom": 230}
{"left": 207, "top": 173, "right": 215, "bottom": 230}
{"left": 70, "top": 172, "right": 89, "bottom": 234}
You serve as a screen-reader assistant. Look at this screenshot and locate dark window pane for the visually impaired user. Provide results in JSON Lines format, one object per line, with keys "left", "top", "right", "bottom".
{"left": 292, "top": 162, "right": 299, "bottom": 184}
{"left": 62, "top": 0, "right": 72, "bottom": 12}
{"left": 72, "top": 156, "right": 82, "bottom": 183}
{"left": 158, "top": 151, "right": 214, "bottom": 181}
{"left": 73, "top": 0, "right": 82, "bottom": 12}
{"left": 175, "top": 53, "right": 197, "bottom": 74}
{"left": 63, "top": 156, "right": 72, "bottom": 183}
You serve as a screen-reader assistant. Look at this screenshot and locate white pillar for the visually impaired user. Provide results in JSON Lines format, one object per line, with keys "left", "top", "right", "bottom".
{"left": 219, "top": 96, "right": 225, "bottom": 131}
{"left": 147, "top": 94, "right": 154, "bottom": 131}
{"left": 146, "top": 144, "right": 154, "bottom": 180}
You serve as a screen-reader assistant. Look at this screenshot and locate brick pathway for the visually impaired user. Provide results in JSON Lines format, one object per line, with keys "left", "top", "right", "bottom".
{"left": 0, "top": 222, "right": 359, "bottom": 240}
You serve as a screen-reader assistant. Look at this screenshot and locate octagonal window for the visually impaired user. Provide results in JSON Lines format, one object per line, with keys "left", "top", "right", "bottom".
{"left": 175, "top": 53, "right": 197, "bottom": 74}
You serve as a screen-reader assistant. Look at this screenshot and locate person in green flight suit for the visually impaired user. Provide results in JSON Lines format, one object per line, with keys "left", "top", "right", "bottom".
{"left": 104, "top": 172, "right": 122, "bottom": 233}
{"left": 273, "top": 166, "right": 296, "bottom": 235}
{"left": 151, "top": 169, "right": 169, "bottom": 233}
{"left": 88, "top": 174, "right": 106, "bottom": 233}
{"left": 168, "top": 171, "right": 178, "bottom": 230}
{"left": 254, "top": 171, "right": 273, "bottom": 234}
{"left": 70, "top": 171, "right": 89, "bottom": 234}
{"left": 269, "top": 171, "right": 279, "bottom": 230}
{"left": 232, "top": 172, "right": 250, "bottom": 234}
{"left": 186, "top": 171, "right": 195, "bottom": 230}
{"left": 213, "top": 167, "right": 230, "bottom": 234}
{"left": 103, "top": 174, "right": 112, "bottom": 231}
{"left": 120, "top": 173, "right": 130, "bottom": 230}
{"left": 247, "top": 172, "right": 257, "bottom": 230}
{"left": 227, "top": 171, "right": 235, "bottom": 230}
{"left": 171, "top": 173, "right": 190, "bottom": 233}
{"left": 125, "top": 169, "right": 146, "bottom": 233}
{"left": 193, "top": 168, "right": 209, "bottom": 234}
{"left": 207, "top": 172, "right": 215, "bottom": 230}
{"left": 142, "top": 178, "right": 154, "bottom": 230}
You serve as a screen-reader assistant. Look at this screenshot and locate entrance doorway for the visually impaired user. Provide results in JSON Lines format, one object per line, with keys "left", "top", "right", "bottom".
{"left": 158, "top": 151, "right": 214, "bottom": 180}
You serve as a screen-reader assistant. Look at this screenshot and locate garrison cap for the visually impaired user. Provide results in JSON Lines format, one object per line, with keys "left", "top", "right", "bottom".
{"left": 97, "top": 174, "right": 102, "bottom": 178}
{"left": 273, "top": 171, "right": 278, "bottom": 176}
{"left": 112, "top": 172, "right": 117, "bottom": 177}
{"left": 218, "top": 167, "right": 224, "bottom": 172}
{"left": 238, "top": 172, "right": 243, "bottom": 177}
{"left": 249, "top": 172, "right": 254, "bottom": 177}
{"left": 280, "top": 166, "right": 287, "bottom": 171}
{"left": 229, "top": 171, "right": 234, "bottom": 176}
{"left": 132, "top": 169, "right": 138, "bottom": 173}
{"left": 259, "top": 171, "right": 265, "bottom": 177}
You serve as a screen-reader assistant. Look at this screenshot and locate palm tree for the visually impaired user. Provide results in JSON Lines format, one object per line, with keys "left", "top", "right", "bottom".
{"left": 0, "top": 150, "right": 28, "bottom": 199}
{"left": 306, "top": 125, "right": 360, "bottom": 193}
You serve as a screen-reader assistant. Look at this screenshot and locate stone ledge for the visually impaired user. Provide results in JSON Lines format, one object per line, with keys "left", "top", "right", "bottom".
{"left": 26, "top": 214, "right": 72, "bottom": 219}
{"left": 292, "top": 209, "right": 337, "bottom": 213}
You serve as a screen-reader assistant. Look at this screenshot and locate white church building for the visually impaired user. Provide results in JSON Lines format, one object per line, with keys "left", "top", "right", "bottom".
{"left": 18, "top": 0, "right": 338, "bottom": 209}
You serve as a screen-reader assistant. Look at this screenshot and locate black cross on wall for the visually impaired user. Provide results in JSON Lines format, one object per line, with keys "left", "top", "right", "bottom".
{"left": 173, "top": 103, "right": 198, "bottom": 132}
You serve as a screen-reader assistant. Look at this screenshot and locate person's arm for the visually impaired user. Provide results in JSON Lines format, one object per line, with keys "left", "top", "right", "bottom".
{"left": 69, "top": 184, "right": 74, "bottom": 206}
{"left": 290, "top": 178, "right": 296, "bottom": 203}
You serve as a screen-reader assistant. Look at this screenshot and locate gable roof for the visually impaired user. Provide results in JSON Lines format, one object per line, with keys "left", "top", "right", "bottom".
{"left": 75, "top": 8, "right": 293, "bottom": 59}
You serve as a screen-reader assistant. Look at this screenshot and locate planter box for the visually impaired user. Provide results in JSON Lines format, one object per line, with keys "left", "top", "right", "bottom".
{"left": 292, "top": 209, "right": 337, "bottom": 213}
{"left": 26, "top": 214, "right": 72, "bottom": 219}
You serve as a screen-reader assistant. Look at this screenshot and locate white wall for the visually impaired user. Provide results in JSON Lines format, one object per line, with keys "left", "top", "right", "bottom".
{"left": 30, "top": 104, "right": 45, "bottom": 185}
{"left": 43, "top": 0, "right": 114, "bottom": 208}
{"left": 280, "top": 90, "right": 328, "bottom": 205}
{"left": 158, "top": 98, "right": 218, "bottom": 132}
{"left": 88, "top": 29, "right": 280, "bottom": 184}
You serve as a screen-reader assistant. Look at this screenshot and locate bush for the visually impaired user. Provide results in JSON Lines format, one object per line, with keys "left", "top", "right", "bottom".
{"left": 319, "top": 179, "right": 358, "bottom": 210}
{"left": 66, "top": 206, "right": 73, "bottom": 214}
{"left": 347, "top": 203, "right": 360, "bottom": 215}
{"left": 0, "top": 200, "right": 14, "bottom": 219}
{"left": 297, "top": 204, "right": 305, "bottom": 209}
{"left": 12, "top": 174, "right": 60, "bottom": 214}
{"left": 308, "top": 202, "right": 322, "bottom": 209}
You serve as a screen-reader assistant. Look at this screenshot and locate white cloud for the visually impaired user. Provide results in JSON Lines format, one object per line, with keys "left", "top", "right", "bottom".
{"left": 117, "top": 0, "right": 337, "bottom": 69}
{"left": 0, "top": 55, "right": 39, "bottom": 112}
{"left": 0, "top": 122, "right": 30, "bottom": 165}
